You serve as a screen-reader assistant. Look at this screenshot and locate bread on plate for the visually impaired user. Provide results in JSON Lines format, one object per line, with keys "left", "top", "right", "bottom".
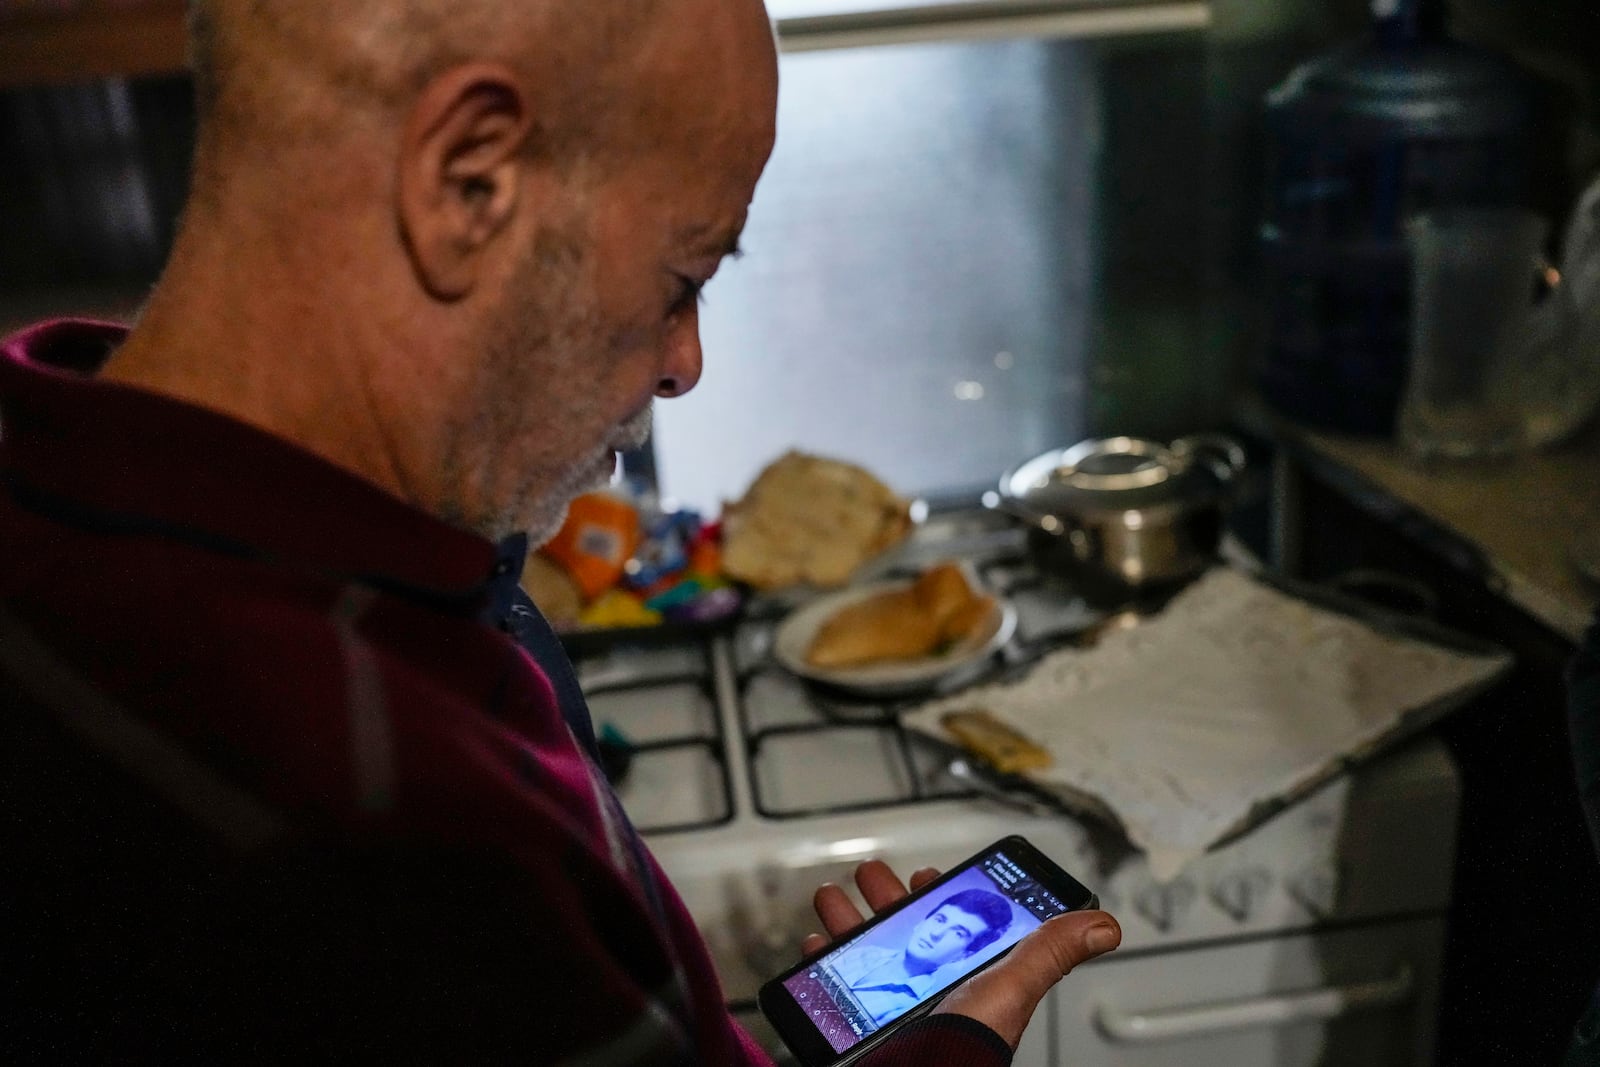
{"left": 805, "top": 562, "right": 995, "bottom": 670}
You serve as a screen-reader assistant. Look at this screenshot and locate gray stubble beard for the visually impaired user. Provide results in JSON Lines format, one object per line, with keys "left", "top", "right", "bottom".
{"left": 440, "top": 205, "right": 663, "bottom": 549}
{"left": 521, "top": 401, "right": 655, "bottom": 547}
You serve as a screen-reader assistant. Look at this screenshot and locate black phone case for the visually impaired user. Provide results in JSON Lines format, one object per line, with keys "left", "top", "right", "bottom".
{"left": 757, "top": 834, "right": 1096, "bottom": 1067}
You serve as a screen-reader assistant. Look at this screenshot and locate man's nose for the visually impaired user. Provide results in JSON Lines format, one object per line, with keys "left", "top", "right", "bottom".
{"left": 656, "top": 305, "right": 703, "bottom": 398}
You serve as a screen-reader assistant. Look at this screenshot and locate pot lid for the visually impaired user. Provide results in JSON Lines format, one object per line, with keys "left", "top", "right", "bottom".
{"left": 999, "top": 436, "right": 1237, "bottom": 519}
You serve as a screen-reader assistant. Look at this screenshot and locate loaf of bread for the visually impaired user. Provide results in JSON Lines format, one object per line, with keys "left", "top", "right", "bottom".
{"left": 804, "top": 562, "right": 995, "bottom": 669}
{"left": 721, "top": 451, "right": 911, "bottom": 591}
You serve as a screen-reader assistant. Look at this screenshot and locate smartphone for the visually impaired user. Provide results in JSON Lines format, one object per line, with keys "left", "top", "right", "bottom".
{"left": 758, "top": 835, "right": 1098, "bottom": 1066}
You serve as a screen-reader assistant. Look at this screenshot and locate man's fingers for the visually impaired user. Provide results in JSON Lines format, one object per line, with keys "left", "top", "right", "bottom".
{"left": 813, "top": 882, "right": 866, "bottom": 940}
{"left": 1003, "top": 911, "right": 1121, "bottom": 990}
{"left": 853, "top": 859, "right": 911, "bottom": 913}
{"left": 808, "top": 862, "right": 941, "bottom": 950}
{"left": 933, "top": 910, "right": 1121, "bottom": 1049}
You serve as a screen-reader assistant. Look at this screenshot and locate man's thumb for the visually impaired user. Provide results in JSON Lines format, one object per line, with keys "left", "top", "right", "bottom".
{"left": 932, "top": 910, "right": 1121, "bottom": 1049}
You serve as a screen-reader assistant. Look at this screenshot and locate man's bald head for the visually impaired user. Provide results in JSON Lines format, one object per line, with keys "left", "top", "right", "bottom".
{"left": 187, "top": 0, "right": 667, "bottom": 188}
{"left": 115, "top": 0, "right": 776, "bottom": 543}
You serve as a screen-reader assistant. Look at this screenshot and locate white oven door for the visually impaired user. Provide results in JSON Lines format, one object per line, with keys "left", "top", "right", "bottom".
{"left": 1049, "top": 917, "right": 1445, "bottom": 1067}
{"left": 733, "top": 918, "right": 1443, "bottom": 1067}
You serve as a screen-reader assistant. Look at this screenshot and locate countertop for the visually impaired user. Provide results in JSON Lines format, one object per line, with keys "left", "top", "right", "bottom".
{"left": 1262, "top": 407, "right": 1600, "bottom": 644}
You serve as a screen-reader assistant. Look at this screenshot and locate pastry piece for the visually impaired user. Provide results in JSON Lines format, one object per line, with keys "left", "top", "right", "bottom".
{"left": 804, "top": 588, "right": 942, "bottom": 669}
{"left": 939, "top": 593, "right": 996, "bottom": 646}
{"left": 915, "top": 561, "right": 974, "bottom": 621}
{"left": 940, "top": 709, "right": 1053, "bottom": 775}
{"left": 804, "top": 561, "right": 994, "bottom": 669}
{"left": 720, "top": 451, "right": 912, "bottom": 591}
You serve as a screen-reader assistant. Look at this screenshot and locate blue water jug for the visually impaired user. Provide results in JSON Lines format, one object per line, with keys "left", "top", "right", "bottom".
{"left": 1257, "top": 0, "right": 1564, "bottom": 435}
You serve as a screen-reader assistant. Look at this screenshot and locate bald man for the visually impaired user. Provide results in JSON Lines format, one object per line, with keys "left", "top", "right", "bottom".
{"left": 0, "top": 1, "right": 1118, "bottom": 1062}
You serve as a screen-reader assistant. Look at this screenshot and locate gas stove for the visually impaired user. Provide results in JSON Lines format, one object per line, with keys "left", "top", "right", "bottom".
{"left": 569, "top": 508, "right": 1460, "bottom": 1065}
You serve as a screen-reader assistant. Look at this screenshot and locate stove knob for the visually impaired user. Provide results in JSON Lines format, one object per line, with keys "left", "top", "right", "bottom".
{"left": 1289, "top": 860, "right": 1340, "bottom": 920}
{"left": 1133, "top": 879, "right": 1196, "bottom": 933}
{"left": 1210, "top": 868, "right": 1271, "bottom": 923}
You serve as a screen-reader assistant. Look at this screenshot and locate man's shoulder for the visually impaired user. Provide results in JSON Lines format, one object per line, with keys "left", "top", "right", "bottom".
{"left": 3, "top": 540, "right": 557, "bottom": 809}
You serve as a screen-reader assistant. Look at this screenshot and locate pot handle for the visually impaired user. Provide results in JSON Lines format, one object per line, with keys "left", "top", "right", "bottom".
{"left": 1171, "top": 433, "right": 1247, "bottom": 486}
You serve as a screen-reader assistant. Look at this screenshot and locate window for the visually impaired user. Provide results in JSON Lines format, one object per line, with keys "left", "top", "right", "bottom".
{"left": 652, "top": 15, "right": 1211, "bottom": 512}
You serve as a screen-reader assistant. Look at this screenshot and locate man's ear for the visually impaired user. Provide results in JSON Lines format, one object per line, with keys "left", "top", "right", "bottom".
{"left": 398, "top": 63, "right": 532, "bottom": 301}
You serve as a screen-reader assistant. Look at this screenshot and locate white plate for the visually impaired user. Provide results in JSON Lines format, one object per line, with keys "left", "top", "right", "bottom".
{"left": 772, "top": 577, "right": 1017, "bottom": 699}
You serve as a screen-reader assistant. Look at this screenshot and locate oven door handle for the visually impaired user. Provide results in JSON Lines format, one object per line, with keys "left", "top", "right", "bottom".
{"left": 1093, "top": 965, "right": 1414, "bottom": 1044}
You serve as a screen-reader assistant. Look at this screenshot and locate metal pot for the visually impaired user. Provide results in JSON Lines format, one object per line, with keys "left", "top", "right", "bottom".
{"left": 992, "top": 434, "right": 1247, "bottom": 603}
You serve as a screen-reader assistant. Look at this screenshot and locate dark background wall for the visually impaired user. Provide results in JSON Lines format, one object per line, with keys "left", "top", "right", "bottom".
{"left": 0, "top": 75, "right": 193, "bottom": 288}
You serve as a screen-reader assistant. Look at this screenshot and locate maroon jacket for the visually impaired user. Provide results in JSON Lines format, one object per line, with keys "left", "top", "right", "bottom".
{"left": 0, "top": 320, "right": 1010, "bottom": 1065}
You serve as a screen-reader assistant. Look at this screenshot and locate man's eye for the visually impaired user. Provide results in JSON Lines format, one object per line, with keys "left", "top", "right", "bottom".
{"left": 668, "top": 275, "right": 707, "bottom": 317}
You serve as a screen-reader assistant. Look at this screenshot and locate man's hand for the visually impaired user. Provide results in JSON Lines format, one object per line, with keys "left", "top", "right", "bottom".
{"left": 803, "top": 859, "right": 1121, "bottom": 1050}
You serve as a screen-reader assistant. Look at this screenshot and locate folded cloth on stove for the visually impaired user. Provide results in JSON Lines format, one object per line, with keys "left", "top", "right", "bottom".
{"left": 903, "top": 567, "right": 1512, "bottom": 880}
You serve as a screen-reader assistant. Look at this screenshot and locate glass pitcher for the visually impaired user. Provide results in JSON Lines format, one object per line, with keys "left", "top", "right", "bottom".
{"left": 1400, "top": 177, "right": 1600, "bottom": 459}
{"left": 1529, "top": 173, "right": 1600, "bottom": 449}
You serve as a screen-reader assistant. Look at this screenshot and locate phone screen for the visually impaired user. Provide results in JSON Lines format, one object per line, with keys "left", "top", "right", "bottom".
{"left": 762, "top": 836, "right": 1095, "bottom": 1063}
